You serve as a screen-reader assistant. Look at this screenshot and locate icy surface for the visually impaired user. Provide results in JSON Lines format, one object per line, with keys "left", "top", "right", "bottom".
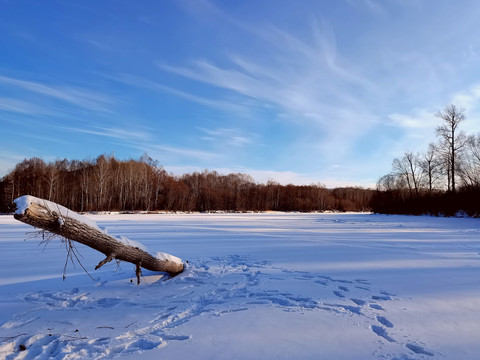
{"left": 1, "top": 212, "right": 480, "bottom": 359}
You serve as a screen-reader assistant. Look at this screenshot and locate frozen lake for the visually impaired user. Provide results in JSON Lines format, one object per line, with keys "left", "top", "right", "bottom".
{"left": 1, "top": 212, "right": 480, "bottom": 359}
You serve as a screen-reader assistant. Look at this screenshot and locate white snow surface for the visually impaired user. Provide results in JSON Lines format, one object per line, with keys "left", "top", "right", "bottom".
{"left": 154, "top": 251, "right": 183, "bottom": 264}
{"left": 117, "top": 236, "right": 147, "bottom": 253}
{"left": 1, "top": 212, "right": 480, "bottom": 359}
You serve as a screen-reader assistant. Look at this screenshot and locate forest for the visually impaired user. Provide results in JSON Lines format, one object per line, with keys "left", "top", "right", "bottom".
{"left": 0, "top": 154, "right": 373, "bottom": 213}
{"left": 371, "top": 104, "right": 480, "bottom": 216}
{"left": 3, "top": 105, "right": 479, "bottom": 216}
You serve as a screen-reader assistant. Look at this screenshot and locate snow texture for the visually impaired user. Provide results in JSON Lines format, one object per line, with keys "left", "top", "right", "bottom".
{"left": 1, "top": 212, "right": 480, "bottom": 359}
{"left": 155, "top": 252, "right": 183, "bottom": 264}
{"left": 117, "top": 236, "right": 148, "bottom": 252}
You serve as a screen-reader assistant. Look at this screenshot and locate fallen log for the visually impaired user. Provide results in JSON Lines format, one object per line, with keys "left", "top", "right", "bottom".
{"left": 13, "top": 195, "right": 184, "bottom": 284}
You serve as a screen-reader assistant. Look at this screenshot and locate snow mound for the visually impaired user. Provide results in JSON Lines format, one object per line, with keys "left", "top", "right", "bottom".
{"left": 117, "top": 236, "right": 148, "bottom": 252}
{"left": 155, "top": 252, "right": 183, "bottom": 264}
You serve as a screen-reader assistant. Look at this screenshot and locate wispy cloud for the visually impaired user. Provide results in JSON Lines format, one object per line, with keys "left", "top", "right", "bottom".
{"left": 164, "top": 165, "right": 317, "bottom": 185}
{"left": 156, "top": 17, "right": 378, "bottom": 163}
{"left": 382, "top": 86, "right": 480, "bottom": 163}
{"left": 145, "top": 144, "right": 222, "bottom": 163}
{"left": 0, "top": 75, "right": 115, "bottom": 112}
{"left": 0, "top": 149, "right": 59, "bottom": 177}
{"left": 163, "top": 164, "right": 376, "bottom": 187}
{"left": 0, "top": 150, "right": 28, "bottom": 177}
{"left": 239, "top": 168, "right": 317, "bottom": 186}
{"left": 102, "top": 73, "right": 244, "bottom": 113}
{"left": 157, "top": 22, "right": 375, "bottom": 110}
{"left": 151, "top": 1, "right": 395, "bottom": 174}
{"left": 388, "top": 110, "right": 437, "bottom": 130}
{"left": 451, "top": 84, "right": 480, "bottom": 111}
{"left": 158, "top": 60, "right": 267, "bottom": 100}
{"left": 199, "top": 127, "right": 253, "bottom": 147}
{"left": 450, "top": 84, "right": 480, "bottom": 134}
{"left": 387, "top": 83, "right": 480, "bottom": 138}
{"left": 162, "top": 1, "right": 480, "bottom": 177}
{"left": 345, "top": 0, "right": 387, "bottom": 16}
{"left": 63, "top": 125, "right": 151, "bottom": 142}
{"left": 0, "top": 97, "right": 51, "bottom": 115}
{"left": 75, "top": 34, "right": 113, "bottom": 52}
{"left": 162, "top": 0, "right": 377, "bottom": 101}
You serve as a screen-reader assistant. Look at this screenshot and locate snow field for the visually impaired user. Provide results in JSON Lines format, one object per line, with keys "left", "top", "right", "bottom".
{"left": 1, "top": 212, "right": 480, "bottom": 359}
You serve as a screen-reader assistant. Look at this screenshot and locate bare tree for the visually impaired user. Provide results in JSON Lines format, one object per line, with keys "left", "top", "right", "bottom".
{"left": 458, "top": 134, "right": 480, "bottom": 188}
{"left": 1, "top": 154, "right": 375, "bottom": 213}
{"left": 94, "top": 155, "right": 111, "bottom": 209}
{"left": 406, "top": 152, "right": 422, "bottom": 197}
{"left": 435, "top": 104, "right": 467, "bottom": 192}
{"left": 45, "top": 164, "right": 59, "bottom": 201}
{"left": 420, "top": 143, "right": 442, "bottom": 192}
{"left": 392, "top": 152, "right": 421, "bottom": 197}
{"left": 376, "top": 174, "right": 397, "bottom": 192}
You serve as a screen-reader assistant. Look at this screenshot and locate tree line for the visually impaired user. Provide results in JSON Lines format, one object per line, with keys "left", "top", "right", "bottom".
{"left": 371, "top": 104, "right": 480, "bottom": 216}
{"left": 0, "top": 154, "right": 373, "bottom": 213}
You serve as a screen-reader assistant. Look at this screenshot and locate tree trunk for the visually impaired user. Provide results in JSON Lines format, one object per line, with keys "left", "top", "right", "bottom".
{"left": 13, "top": 195, "right": 184, "bottom": 284}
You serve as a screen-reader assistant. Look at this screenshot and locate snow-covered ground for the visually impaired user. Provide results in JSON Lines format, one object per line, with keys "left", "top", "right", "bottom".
{"left": 1, "top": 212, "right": 480, "bottom": 359}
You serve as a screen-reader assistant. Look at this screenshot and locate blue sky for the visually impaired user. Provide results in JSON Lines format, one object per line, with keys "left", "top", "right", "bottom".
{"left": 1, "top": 0, "right": 480, "bottom": 187}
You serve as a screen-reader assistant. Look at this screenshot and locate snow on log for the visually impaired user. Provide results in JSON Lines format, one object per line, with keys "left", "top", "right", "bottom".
{"left": 13, "top": 195, "right": 184, "bottom": 283}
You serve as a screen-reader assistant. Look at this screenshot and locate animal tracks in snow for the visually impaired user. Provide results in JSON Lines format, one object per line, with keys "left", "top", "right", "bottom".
{"left": 0, "top": 255, "right": 433, "bottom": 359}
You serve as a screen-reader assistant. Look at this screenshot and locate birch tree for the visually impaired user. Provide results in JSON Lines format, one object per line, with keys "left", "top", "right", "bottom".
{"left": 435, "top": 104, "right": 467, "bottom": 192}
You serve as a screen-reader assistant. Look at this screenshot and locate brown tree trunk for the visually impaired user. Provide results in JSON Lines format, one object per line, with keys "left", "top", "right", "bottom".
{"left": 14, "top": 196, "right": 184, "bottom": 284}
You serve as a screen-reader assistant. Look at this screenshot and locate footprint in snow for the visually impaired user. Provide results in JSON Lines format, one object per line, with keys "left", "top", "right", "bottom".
{"left": 1, "top": 255, "right": 433, "bottom": 360}
{"left": 350, "top": 298, "right": 366, "bottom": 306}
{"left": 370, "top": 325, "right": 395, "bottom": 343}
{"left": 355, "top": 279, "right": 371, "bottom": 285}
{"left": 376, "top": 315, "right": 393, "bottom": 328}
{"left": 406, "top": 343, "right": 434, "bottom": 356}
{"left": 355, "top": 286, "right": 370, "bottom": 291}
{"left": 324, "top": 303, "right": 362, "bottom": 315}
{"left": 369, "top": 304, "right": 384, "bottom": 310}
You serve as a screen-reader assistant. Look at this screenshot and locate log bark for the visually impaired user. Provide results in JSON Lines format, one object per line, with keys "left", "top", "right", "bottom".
{"left": 13, "top": 196, "right": 184, "bottom": 283}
